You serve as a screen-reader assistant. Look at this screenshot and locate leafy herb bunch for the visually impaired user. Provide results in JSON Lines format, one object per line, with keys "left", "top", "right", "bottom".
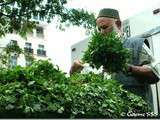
{"left": 82, "top": 31, "right": 131, "bottom": 73}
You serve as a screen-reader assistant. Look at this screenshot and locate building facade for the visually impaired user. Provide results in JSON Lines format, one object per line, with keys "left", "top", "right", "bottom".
{"left": 0, "top": 21, "right": 48, "bottom": 67}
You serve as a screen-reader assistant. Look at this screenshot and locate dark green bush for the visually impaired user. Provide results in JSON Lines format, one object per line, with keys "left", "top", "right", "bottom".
{"left": 0, "top": 60, "right": 152, "bottom": 118}
{"left": 82, "top": 31, "right": 131, "bottom": 73}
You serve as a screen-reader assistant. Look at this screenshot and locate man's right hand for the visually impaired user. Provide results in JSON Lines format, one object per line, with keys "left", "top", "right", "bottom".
{"left": 70, "top": 59, "right": 84, "bottom": 75}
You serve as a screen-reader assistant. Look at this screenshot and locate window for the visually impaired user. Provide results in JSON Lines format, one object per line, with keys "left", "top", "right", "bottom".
{"left": 153, "top": 8, "right": 160, "bottom": 15}
{"left": 10, "top": 40, "right": 17, "bottom": 45}
{"left": 32, "top": 15, "right": 44, "bottom": 21}
{"left": 36, "top": 27, "right": 44, "bottom": 38}
{"left": 38, "top": 44, "right": 44, "bottom": 50}
{"left": 9, "top": 55, "right": 17, "bottom": 67}
{"left": 33, "top": 15, "right": 38, "bottom": 20}
{"left": 25, "top": 42, "right": 32, "bottom": 48}
{"left": 24, "top": 42, "right": 33, "bottom": 54}
{"left": 72, "top": 48, "right": 76, "bottom": 52}
{"left": 7, "top": 40, "right": 18, "bottom": 49}
{"left": 39, "top": 16, "right": 44, "bottom": 21}
{"left": 37, "top": 44, "right": 46, "bottom": 56}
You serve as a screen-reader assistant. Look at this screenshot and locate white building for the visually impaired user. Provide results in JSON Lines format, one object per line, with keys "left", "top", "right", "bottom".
{"left": 71, "top": 37, "right": 90, "bottom": 64}
{"left": 0, "top": 19, "right": 48, "bottom": 67}
{"left": 71, "top": 7, "right": 160, "bottom": 114}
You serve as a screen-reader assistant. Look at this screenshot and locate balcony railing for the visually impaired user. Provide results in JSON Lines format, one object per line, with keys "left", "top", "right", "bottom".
{"left": 37, "top": 49, "right": 46, "bottom": 56}
{"left": 24, "top": 48, "right": 34, "bottom": 54}
{"left": 9, "top": 40, "right": 18, "bottom": 46}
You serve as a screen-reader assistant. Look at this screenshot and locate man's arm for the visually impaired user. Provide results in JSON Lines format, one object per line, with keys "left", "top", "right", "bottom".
{"left": 128, "top": 42, "right": 159, "bottom": 83}
{"left": 128, "top": 64, "right": 158, "bottom": 79}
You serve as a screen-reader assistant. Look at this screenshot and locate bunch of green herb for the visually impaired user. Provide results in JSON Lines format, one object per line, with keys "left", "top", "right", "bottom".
{"left": 82, "top": 31, "right": 131, "bottom": 73}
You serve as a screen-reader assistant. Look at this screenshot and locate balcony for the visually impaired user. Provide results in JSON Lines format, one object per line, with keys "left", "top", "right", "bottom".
{"left": 37, "top": 49, "right": 46, "bottom": 56}
{"left": 24, "top": 47, "right": 34, "bottom": 54}
{"left": 9, "top": 40, "right": 18, "bottom": 46}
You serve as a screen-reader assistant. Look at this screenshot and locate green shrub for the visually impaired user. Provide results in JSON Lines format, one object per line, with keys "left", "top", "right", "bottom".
{"left": 69, "top": 73, "right": 151, "bottom": 118}
{"left": 0, "top": 60, "right": 69, "bottom": 118}
{"left": 0, "top": 60, "right": 152, "bottom": 118}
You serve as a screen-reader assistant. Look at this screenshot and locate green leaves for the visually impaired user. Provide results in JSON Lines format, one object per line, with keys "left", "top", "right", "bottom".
{"left": 60, "top": 8, "right": 96, "bottom": 29}
{"left": 0, "top": 60, "right": 152, "bottom": 118}
{"left": 5, "top": 42, "right": 22, "bottom": 54}
{"left": 69, "top": 73, "right": 151, "bottom": 118}
{"left": 0, "top": 60, "right": 69, "bottom": 117}
{"left": 82, "top": 31, "right": 131, "bottom": 73}
{"left": 0, "top": 0, "right": 96, "bottom": 38}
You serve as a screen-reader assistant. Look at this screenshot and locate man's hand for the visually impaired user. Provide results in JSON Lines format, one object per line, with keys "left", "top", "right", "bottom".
{"left": 70, "top": 59, "right": 84, "bottom": 75}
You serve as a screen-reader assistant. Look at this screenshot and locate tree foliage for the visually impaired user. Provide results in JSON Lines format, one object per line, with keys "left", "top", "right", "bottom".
{"left": 0, "top": 0, "right": 96, "bottom": 37}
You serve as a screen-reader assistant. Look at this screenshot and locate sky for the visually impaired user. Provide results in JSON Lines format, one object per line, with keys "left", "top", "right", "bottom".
{"left": 46, "top": 0, "right": 160, "bottom": 74}
{"left": 66, "top": 0, "right": 160, "bottom": 20}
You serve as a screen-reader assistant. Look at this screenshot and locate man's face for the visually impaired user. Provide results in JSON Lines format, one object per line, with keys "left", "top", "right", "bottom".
{"left": 96, "top": 17, "right": 120, "bottom": 35}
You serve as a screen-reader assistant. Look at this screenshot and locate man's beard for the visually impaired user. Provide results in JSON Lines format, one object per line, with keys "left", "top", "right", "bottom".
{"left": 112, "top": 25, "right": 122, "bottom": 38}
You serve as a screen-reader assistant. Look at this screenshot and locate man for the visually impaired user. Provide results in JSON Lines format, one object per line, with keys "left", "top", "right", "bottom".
{"left": 70, "top": 8, "right": 159, "bottom": 107}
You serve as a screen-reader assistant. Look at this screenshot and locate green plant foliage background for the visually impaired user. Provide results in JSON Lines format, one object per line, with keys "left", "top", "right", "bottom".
{"left": 0, "top": 60, "right": 152, "bottom": 118}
